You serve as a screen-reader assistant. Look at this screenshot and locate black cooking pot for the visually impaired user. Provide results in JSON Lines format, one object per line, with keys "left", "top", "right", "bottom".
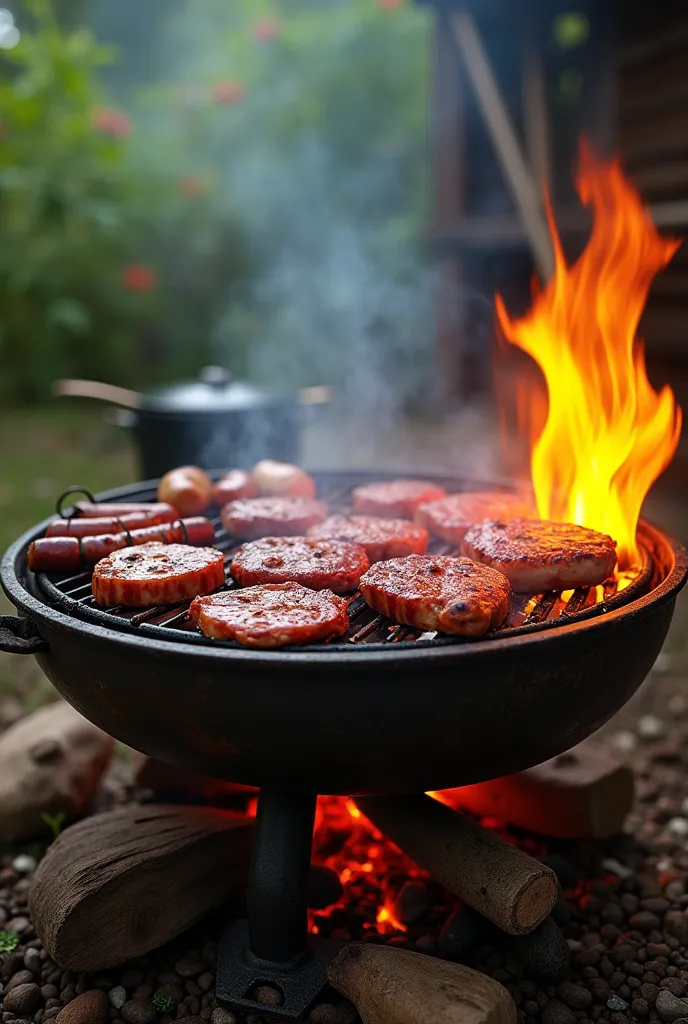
{"left": 53, "top": 369, "right": 330, "bottom": 479}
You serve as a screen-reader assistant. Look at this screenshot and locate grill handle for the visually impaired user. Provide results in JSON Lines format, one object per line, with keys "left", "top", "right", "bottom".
{"left": 0, "top": 616, "right": 49, "bottom": 655}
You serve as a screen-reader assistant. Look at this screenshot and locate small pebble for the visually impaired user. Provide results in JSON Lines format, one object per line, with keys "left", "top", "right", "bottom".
{"left": 667, "top": 694, "right": 687, "bottom": 715}
{"left": 109, "top": 986, "right": 127, "bottom": 1009}
{"left": 656, "top": 989, "right": 688, "bottom": 1020}
{"left": 120, "top": 999, "right": 157, "bottom": 1024}
{"left": 611, "top": 731, "right": 638, "bottom": 754}
{"left": 394, "top": 880, "right": 430, "bottom": 924}
{"left": 252, "top": 985, "right": 283, "bottom": 1006}
{"left": 55, "top": 990, "right": 108, "bottom": 1024}
{"left": 601, "top": 858, "right": 634, "bottom": 880}
{"left": 637, "top": 715, "right": 666, "bottom": 739}
{"left": 174, "top": 958, "right": 205, "bottom": 979}
{"left": 210, "top": 1009, "right": 236, "bottom": 1024}
{"left": 607, "top": 994, "right": 629, "bottom": 1011}
{"left": 542, "top": 998, "right": 576, "bottom": 1024}
{"left": 3, "top": 981, "right": 42, "bottom": 1014}
{"left": 668, "top": 818, "right": 688, "bottom": 837}
{"left": 11, "top": 854, "right": 37, "bottom": 874}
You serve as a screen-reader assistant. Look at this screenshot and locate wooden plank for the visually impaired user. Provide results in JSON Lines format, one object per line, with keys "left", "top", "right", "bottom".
{"left": 29, "top": 804, "right": 254, "bottom": 970}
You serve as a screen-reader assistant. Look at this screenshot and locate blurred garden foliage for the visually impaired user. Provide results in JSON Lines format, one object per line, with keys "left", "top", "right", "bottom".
{"left": 0, "top": 0, "right": 429, "bottom": 402}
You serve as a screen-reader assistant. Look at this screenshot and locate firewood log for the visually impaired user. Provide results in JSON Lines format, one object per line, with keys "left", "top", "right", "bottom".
{"left": 356, "top": 794, "right": 557, "bottom": 935}
{"left": 29, "top": 804, "right": 254, "bottom": 970}
{"left": 327, "top": 943, "right": 516, "bottom": 1024}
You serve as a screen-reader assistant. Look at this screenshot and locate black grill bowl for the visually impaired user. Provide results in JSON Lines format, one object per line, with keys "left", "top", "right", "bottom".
{"left": 2, "top": 473, "right": 686, "bottom": 795}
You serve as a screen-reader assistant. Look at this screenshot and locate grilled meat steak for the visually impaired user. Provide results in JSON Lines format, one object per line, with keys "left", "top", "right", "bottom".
{"left": 230, "top": 536, "right": 369, "bottom": 593}
{"left": 308, "top": 514, "right": 429, "bottom": 562}
{"left": 221, "top": 497, "right": 327, "bottom": 540}
{"left": 190, "top": 582, "right": 350, "bottom": 648}
{"left": 359, "top": 554, "right": 511, "bottom": 637}
{"left": 416, "top": 491, "right": 534, "bottom": 545}
{"left": 462, "top": 518, "right": 617, "bottom": 592}
{"left": 352, "top": 480, "right": 446, "bottom": 519}
{"left": 92, "top": 542, "right": 225, "bottom": 607}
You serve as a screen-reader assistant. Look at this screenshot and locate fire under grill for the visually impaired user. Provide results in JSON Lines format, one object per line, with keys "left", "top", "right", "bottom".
{"left": 33, "top": 475, "right": 658, "bottom": 650}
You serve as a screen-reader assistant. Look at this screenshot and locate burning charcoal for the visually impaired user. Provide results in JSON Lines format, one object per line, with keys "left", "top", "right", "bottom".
{"left": 438, "top": 905, "right": 497, "bottom": 962}
{"left": 393, "top": 881, "right": 430, "bottom": 925}
{"left": 508, "top": 918, "right": 571, "bottom": 981}
{"left": 309, "top": 865, "right": 344, "bottom": 910}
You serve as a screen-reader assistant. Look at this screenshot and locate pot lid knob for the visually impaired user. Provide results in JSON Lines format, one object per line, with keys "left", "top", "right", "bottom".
{"left": 198, "top": 365, "right": 232, "bottom": 388}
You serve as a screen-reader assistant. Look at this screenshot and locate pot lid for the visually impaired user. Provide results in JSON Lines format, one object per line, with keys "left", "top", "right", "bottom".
{"left": 143, "top": 366, "right": 284, "bottom": 413}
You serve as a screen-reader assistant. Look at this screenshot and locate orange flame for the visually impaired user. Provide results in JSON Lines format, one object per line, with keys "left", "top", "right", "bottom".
{"left": 496, "top": 142, "right": 682, "bottom": 570}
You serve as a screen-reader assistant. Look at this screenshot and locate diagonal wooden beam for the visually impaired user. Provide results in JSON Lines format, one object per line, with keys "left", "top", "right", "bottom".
{"left": 451, "top": 11, "right": 555, "bottom": 280}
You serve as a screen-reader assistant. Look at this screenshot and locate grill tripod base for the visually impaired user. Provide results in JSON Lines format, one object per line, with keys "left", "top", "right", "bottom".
{"left": 216, "top": 788, "right": 340, "bottom": 1019}
{"left": 216, "top": 920, "right": 340, "bottom": 1019}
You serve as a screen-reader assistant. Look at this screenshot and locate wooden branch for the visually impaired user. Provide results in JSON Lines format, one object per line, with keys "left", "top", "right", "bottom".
{"left": 327, "top": 943, "right": 516, "bottom": 1024}
{"left": 450, "top": 11, "right": 554, "bottom": 280}
{"left": 29, "top": 804, "right": 254, "bottom": 970}
{"left": 356, "top": 795, "right": 557, "bottom": 935}
{"left": 451, "top": 743, "right": 634, "bottom": 839}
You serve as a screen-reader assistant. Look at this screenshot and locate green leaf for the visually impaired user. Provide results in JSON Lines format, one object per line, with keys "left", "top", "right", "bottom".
{"left": 0, "top": 930, "right": 20, "bottom": 952}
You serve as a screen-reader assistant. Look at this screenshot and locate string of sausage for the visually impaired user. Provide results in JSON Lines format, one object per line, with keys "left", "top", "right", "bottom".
{"left": 28, "top": 518, "right": 216, "bottom": 573}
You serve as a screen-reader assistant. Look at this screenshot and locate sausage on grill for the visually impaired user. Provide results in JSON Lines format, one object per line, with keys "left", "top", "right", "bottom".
{"left": 230, "top": 537, "right": 369, "bottom": 593}
{"left": 251, "top": 460, "right": 317, "bottom": 500}
{"left": 72, "top": 501, "right": 177, "bottom": 519}
{"left": 46, "top": 509, "right": 177, "bottom": 537}
{"left": 461, "top": 518, "right": 618, "bottom": 592}
{"left": 190, "top": 582, "right": 350, "bottom": 648}
{"left": 352, "top": 480, "right": 446, "bottom": 519}
{"left": 359, "top": 554, "right": 511, "bottom": 637}
{"left": 158, "top": 466, "right": 214, "bottom": 516}
{"left": 415, "top": 492, "right": 534, "bottom": 545}
{"left": 213, "top": 469, "right": 258, "bottom": 506}
{"left": 221, "top": 497, "right": 327, "bottom": 540}
{"left": 308, "top": 515, "right": 428, "bottom": 562}
{"left": 28, "top": 518, "right": 216, "bottom": 573}
{"left": 92, "top": 542, "right": 225, "bottom": 607}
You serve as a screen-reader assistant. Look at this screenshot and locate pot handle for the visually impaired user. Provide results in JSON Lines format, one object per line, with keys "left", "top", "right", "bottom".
{"left": 53, "top": 379, "right": 141, "bottom": 410}
{"left": 0, "top": 616, "right": 49, "bottom": 655}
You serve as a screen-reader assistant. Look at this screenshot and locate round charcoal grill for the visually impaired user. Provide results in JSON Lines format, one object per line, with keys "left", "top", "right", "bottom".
{"left": 1, "top": 470, "right": 686, "bottom": 1018}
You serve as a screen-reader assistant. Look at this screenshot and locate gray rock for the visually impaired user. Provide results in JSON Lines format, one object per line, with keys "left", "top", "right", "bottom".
{"left": 24, "top": 948, "right": 42, "bottom": 976}
{"left": 3, "top": 981, "right": 42, "bottom": 1015}
{"left": 12, "top": 853, "right": 37, "bottom": 874}
{"left": 607, "top": 995, "right": 629, "bottom": 1012}
{"left": 108, "top": 985, "right": 127, "bottom": 1009}
{"left": 0, "top": 702, "right": 114, "bottom": 842}
{"left": 657, "top": 990, "right": 688, "bottom": 1021}
{"left": 174, "top": 958, "right": 205, "bottom": 979}
{"left": 211, "top": 1009, "right": 237, "bottom": 1024}
{"left": 121, "top": 999, "right": 157, "bottom": 1024}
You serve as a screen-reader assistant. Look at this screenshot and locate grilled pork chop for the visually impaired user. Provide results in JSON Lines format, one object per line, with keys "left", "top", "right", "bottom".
{"left": 92, "top": 542, "right": 225, "bottom": 607}
{"left": 190, "top": 582, "right": 349, "bottom": 648}
{"left": 308, "top": 514, "right": 428, "bottom": 562}
{"left": 359, "top": 554, "right": 511, "bottom": 637}
{"left": 221, "top": 497, "right": 327, "bottom": 540}
{"left": 230, "top": 536, "right": 369, "bottom": 593}
{"left": 461, "top": 518, "right": 617, "bottom": 592}
{"left": 416, "top": 491, "right": 534, "bottom": 545}
{"left": 352, "top": 480, "right": 446, "bottom": 519}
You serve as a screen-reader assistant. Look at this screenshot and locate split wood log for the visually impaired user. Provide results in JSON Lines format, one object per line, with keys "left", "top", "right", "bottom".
{"left": 356, "top": 795, "right": 557, "bottom": 936}
{"left": 29, "top": 803, "right": 254, "bottom": 970}
{"left": 0, "top": 700, "right": 114, "bottom": 842}
{"left": 450, "top": 742, "right": 634, "bottom": 839}
{"left": 130, "top": 751, "right": 255, "bottom": 800}
{"left": 327, "top": 942, "right": 516, "bottom": 1024}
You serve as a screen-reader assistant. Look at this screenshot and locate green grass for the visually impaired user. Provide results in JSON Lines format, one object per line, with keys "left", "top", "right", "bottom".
{"left": 0, "top": 405, "right": 136, "bottom": 555}
{"left": 0, "top": 405, "right": 137, "bottom": 709}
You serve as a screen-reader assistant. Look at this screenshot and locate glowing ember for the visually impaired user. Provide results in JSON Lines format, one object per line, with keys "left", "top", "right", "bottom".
{"left": 496, "top": 141, "right": 682, "bottom": 570}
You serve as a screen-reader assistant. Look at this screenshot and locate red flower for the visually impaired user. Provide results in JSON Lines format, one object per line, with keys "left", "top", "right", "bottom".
{"left": 253, "top": 17, "right": 280, "bottom": 41}
{"left": 91, "top": 107, "right": 132, "bottom": 138}
{"left": 211, "top": 80, "right": 246, "bottom": 105}
{"left": 178, "top": 175, "right": 206, "bottom": 198}
{"left": 123, "top": 265, "right": 156, "bottom": 292}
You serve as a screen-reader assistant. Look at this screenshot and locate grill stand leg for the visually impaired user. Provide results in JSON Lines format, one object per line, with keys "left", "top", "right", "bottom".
{"left": 216, "top": 789, "right": 340, "bottom": 1019}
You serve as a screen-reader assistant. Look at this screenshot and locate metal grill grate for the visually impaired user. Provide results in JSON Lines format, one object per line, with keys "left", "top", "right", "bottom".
{"left": 34, "top": 478, "right": 653, "bottom": 650}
